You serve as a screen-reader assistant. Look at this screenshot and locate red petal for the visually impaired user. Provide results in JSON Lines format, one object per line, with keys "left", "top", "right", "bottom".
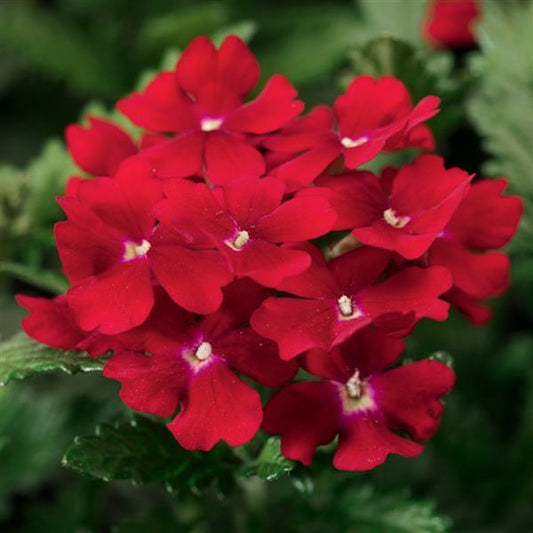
{"left": 304, "top": 327, "right": 405, "bottom": 382}
{"left": 149, "top": 225, "right": 232, "bottom": 314}
{"left": 446, "top": 288, "right": 492, "bottom": 325}
{"left": 65, "top": 117, "right": 136, "bottom": 176}
{"left": 158, "top": 179, "right": 234, "bottom": 241}
{"left": 276, "top": 242, "right": 339, "bottom": 299}
{"left": 67, "top": 260, "right": 153, "bottom": 334}
{"left": 55, "top": 198, "right": 124, "bottom": 283}
{"left": 228, "top": 240, "right": 311, "bottom": 287}
{"left": 214, "top": 328, "right": 297, "bottom": 386}
{"left": 446, "top": 179, "right": 523, "bottom": 249}
{"left": 390, "top": 154, "right": 472, "bottom": 215}
{"left": 222, "top": 176, "right": 285, "bottom": 229}
{"left": 268, "top": 142, "right": 340, "bottom": 192}
{"left": 330, "top": 247, "right": 391, "bottom": 295}
{"left": 168, "top": 359, "right": 262, "bottom": 450}
{"left": 352, "top": 221, "right": 440, "bottom": 260}
{"left": 358, "top": 266, "right": 452, "bottom": 323}
{"left": 299, "top": 172, "right": 385, "bottom": 231}
{"left": 333, "top": 414, "right": 423, "bottom": 471}
{"left": 141, "top": 133, "right": 204, "bottom": 179}
{"left": 373, "top": 359, "right": 455, "bottom": 441}
{"left": 75, "top": 158, "right": 161, "bottom": 240}
{"left": 225, "top": 74, "right": 303, "bottom": 134}
{"left": 204, "top": 132, "right": 265, "bottom": 184}
{"left": 251, "top": 297, "right": 336, "bottom": 360}
{"left": 117, "top": 72, "right": 196, "bottom": 133}
{"left": 263, "top": 382, "right": 342, "bottom": 466}
{"left": 429, "top": 239, "right": 510, "bottom": 298}
{"left": 16, "top": 294, "right": 107, "bottom": 355}
{"left": 256, "top": 196, "right": 336, "bottom": 242}
{"left": 103, "top": 350, "right": 188, "bottom": 417}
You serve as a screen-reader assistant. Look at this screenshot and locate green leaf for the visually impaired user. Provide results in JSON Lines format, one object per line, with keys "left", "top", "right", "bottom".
{"left": 342, "top": 485, "right": 451, "bottom": 533}
{"left": 0, "top": 332, "right": 107, "bottom": 386}
{"left": 239, "top": 437, "right": 295, "bottom": 481}
{"left": 0, "top": 261, "right": 68, "bottom": 294}
{"left": 63, "top": 417, "right": 239, "bottom": 494}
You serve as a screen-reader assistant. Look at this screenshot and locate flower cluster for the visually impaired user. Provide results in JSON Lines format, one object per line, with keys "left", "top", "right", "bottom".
{"left": 18, "top": 36, "right": 522, "bottom": 471}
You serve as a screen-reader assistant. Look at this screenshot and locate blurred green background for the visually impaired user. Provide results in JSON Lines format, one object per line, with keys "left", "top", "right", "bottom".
{"left": 1, "top": 0, "right": 532, "bottom": 531}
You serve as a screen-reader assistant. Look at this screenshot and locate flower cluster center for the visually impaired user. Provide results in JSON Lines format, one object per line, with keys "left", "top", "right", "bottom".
{"left": 201, "top": 117, "right": 224, "bottom": 132}
{"left": 383, "top": 208, "right": 411, "bottom": 229}
{"left": 340, "top": 135, "right": 368, "bottom": 149}
{"left": 123, "top": 239, "right": 151, "bottom": 261}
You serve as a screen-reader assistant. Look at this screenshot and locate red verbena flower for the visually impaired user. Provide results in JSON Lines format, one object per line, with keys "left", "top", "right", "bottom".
{"left": 103, "top": 282, "right": 297, "bottom": 450}
{"left": 118, "top": 36, "right": 303, "bottom": 183}
{"left": 423, "top": 0, "right": 480, "bottom": 49}
{"left": 263, "top": 327, "right": 455, "bottom": 470}
{"left": 55, "top": 157, "right": 232, "bottom": 334}
{"left": 156, "top": 176, "right": 336, "bottom": 287}
{"left": 300, "top": 154, "right": 474, "bottom": 259}
{"left": 251, "top": 243, "right": 452, "bottom": 360}
{"left": 263, "top": 76, "right": 440, "bottom": 191}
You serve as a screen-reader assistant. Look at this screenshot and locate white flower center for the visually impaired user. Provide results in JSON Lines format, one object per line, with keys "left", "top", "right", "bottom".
{"left": 225, "top": 230, "right": 250, "bottom": 251}
{"left": 123, "top": 239, "right": 151, "bottom": 261}
{"left": 345, "top": 370, "right": 362, "bottom": 399}
{"left": 194, "top": 341, "right": 212, "bottom": 361}
{"left": 340, "top": 135, "right": 368, "bottom": 149}
{"left": 383, "top": 208, "right": 411, "bottom": 229}
{"left": 337, "top": 295, "right": 363, "bottom": 320}
{"left": 201, "top": 117, "right": 223, "bottom": 132}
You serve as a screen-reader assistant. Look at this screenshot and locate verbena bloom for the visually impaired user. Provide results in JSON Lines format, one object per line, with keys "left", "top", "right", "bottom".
{"left": 300, "top": 154, "right": 474, "bottom": 259}
{"left": 156, "top": 176, "right": 336, "bottom": 286}
{"left": 263, "top": 76, "right": 440, "bottom": 191}
{"left": 118, "top": 35, "right": 303, "bottom": 183}
{"left": 423, "top": 0, "right": 480, "bottom": 49}
{"left": 55, "top": 157, "right": 232, "bottom": 334}
{"left": 103, "top": 283, "right": 297, "bottom": 450}
{"left": 251, "top": 243, "right": 452, "bottom": 359}
{"left": 263, "top": 327, "right": 455, "bottom": 470}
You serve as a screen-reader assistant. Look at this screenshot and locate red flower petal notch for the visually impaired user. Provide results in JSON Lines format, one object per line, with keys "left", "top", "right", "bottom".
{"left": 55, "top": 156, "right": 232, "bottom": 334}
{"left": 65, "top": 117, "right": 137, "bottom": 176}
{"left": 265, "top": 76, "right": 440, "bottom": 190}
{"left": 118, "top": 36, "right": 303, "bottom": 183}
{"left": 423, "top": 0, "right": 480, "bottom": 49}
{"left": 263, "top": 327, "right": 455, "bottom": 470}
{"left": 156, "top": 176, "right": 336, "bottom": 287}
{"left": 427, "top": 178, "right": 523, "bottom": 324}
{"left": 251, "top": 243, "right": 452, "bottom": 360}
{"left": 104, "top": 289, "right": 297, "bottom": 451}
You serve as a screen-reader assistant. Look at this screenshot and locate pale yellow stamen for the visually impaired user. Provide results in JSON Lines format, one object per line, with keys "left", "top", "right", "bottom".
{"left": 225, "top": 230, "right": 250, "bottom": 251}
{"left": 340, "top": 135, "right": 368, "bottom": 149}
{"left": 195, "top": 342, "right": 212, "bottom": 361}
{"left": 383, "top": 208, "right": 410, "bottom": 229}
{"left": 345, "top": 370, "right": 362, "bottom": 399}
{"left": 201, "top": 117, "right": 223, "bottom": 132}
{"left": 123, "top": 239, "right": 151, "bottom": 261}
{"left": 337, "top": 295, "right": 363, "bottom": 321}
